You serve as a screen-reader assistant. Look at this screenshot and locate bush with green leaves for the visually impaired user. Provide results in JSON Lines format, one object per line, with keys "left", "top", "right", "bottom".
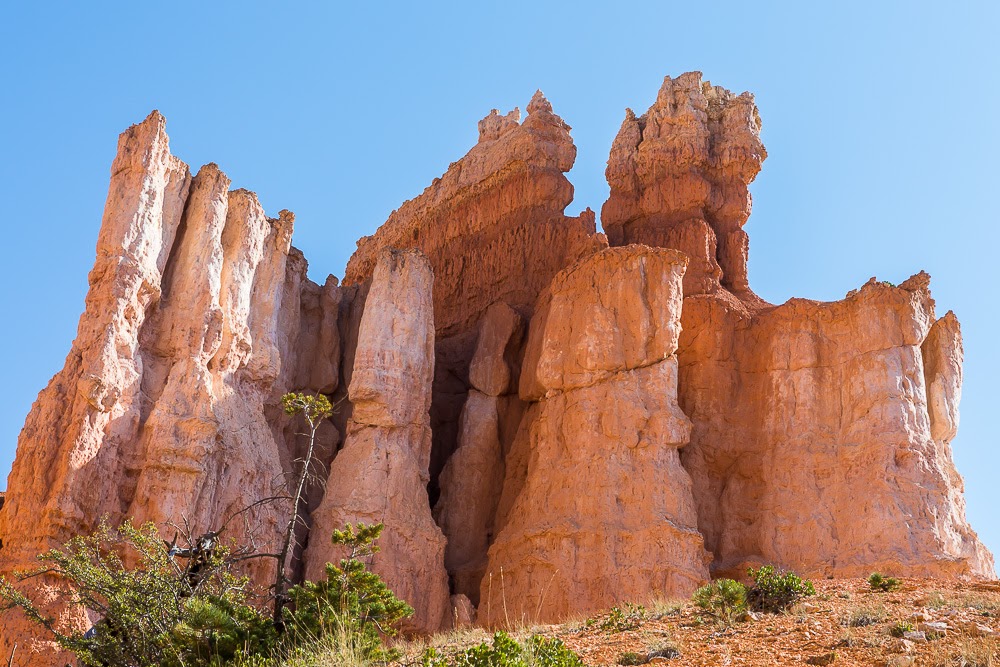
{"left": 692, "top": 578, "right": 747, "bottom": 625}
{"left": 422, "top": 631, "right": 583, "bottom": 667}
{"left": 867, "top": 572, "right": 902, "bottom": 592}
{"left": 0, "top": 519, "right": 274, "bottom": 667}
{"left": 745, "top": 565, "right": 815, "bottom": 613}
{"left": 284, "top": 522, "right": 412, "bottom": 661}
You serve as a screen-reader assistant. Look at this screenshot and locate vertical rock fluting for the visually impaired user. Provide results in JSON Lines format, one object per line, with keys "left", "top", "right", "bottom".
{"left": 0, "top": 112, "right": 192, "bottom": 662}
{"left": 480, "top": 246, "right": 710, "bottom": 625}
{"left": 603, "top": 72, "right": 994, "bottom": 579}
{"left": 0, "top": 114, "right": 330, "bottom": 664}
{"left": 342, "top": 92, "right": 606, "bottom": 497}
{"left": 303, "top": 249, "right": 450, "bottom": 634}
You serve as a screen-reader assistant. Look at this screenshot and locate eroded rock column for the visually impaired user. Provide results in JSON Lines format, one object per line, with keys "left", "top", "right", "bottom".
{"left": 481, "top": 246, "right": 710, "bottom": 625}
{"left": 304, "top": 249, "right": 450, "bottom": 634}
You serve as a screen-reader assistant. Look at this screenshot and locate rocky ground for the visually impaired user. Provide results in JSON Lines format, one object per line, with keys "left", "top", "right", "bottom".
{"left": 398, "top": 578, "right": 1000, "bottom": 666}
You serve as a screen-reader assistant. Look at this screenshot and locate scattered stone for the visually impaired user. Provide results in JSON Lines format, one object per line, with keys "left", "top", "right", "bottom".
{"left": 891, "top": 638, "right": 915, "bottom": 653}
{"left": 917, "top": 621, "right": 949, "bottom": 637}
{"left": 957, "top": 620, "right": 996, "bottom": 637}
{"left": 886, "top": 656, "right": 915, "bottom": 667}
{"left": 805, "top": 652, "right": 836, "bottom": 666}
{"left": 902, "top": 631, "right": 927, "bottom": 643}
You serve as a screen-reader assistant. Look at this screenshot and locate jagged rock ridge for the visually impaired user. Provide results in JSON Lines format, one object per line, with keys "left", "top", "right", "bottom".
{"left": 0, "top": 75, "right": 993, "bottom": 665}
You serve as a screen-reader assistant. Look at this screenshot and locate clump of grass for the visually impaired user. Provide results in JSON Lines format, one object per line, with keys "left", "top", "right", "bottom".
{"left": 692, "top": 579, "right": 747, "bottom": 626}
{"left": 868, "top": 572, "right": 902, "bottom": 592}
{"left": 646, "top": 597, "right": 685, "bottom": 619}
{"left": 617, "top": 652, "right": 647, "bottom": 666}
{"left": 925, "top": 591, "right": 948, "bottom": 609}
{"left": 645, "top": 641, "right": 680, "bottom": 660}
{"left": 948, "top": 592, "right": 1000, "bottom": 617}
{"left": 926, "top": 636, "right": 998, "bottom": 667}
{"left": 844, "top": 604, "right": 888, "bottom": 628}
{"left": 280, "top": 624, "right": 375, "bottom": 667}
{"left": 956, "top": 637, "right": 999, "bottom": 667}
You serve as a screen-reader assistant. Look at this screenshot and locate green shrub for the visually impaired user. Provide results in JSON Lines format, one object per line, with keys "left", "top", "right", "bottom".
{"left": 423, "top": 632, "right": 583, "bottom": 667}
{"left": 867, "top": 572, "right": 902, "bottom": 592}
{"left": 284, "top": 522, "right": 412, "bottom": 662}
{"left": 692, "top": 579, "right": 747, "bottom": 625}
{"left": 745, "top": 566, "right": 816, "bottom": 613}
{"left": 599, "top": 603, "right": 646, "bottom": 632}
{"left": 889, "top": 621, "right": 915, "bottom": 638}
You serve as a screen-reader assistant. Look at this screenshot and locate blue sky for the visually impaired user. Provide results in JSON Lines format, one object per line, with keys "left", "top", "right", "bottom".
{"left": 1, "top": 2, "right": 998, "bottom": 563}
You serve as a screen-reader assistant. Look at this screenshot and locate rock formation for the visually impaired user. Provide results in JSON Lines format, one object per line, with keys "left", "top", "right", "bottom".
{"left": 481, "top": 246, "right": 710, "bottom": 624}
{"left": 602, "top": 72, "right": 994, "bottom": 580}
{"left": 303, "top": 248, "right": 450, "bottom": 634}
{"left": 434, "top": 302, "right": 524, "bottom": 603}
{"left": 0, "top": 74, "right": 994, "bottom": 665}
{"left": 343, "top": 91, "right": 605, "bottom": 497}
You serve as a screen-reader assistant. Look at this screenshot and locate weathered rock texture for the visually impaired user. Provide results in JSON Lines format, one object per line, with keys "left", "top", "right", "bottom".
{"left": 434, "top": 302, "right": 525, "bottom": 603}
{"left": 0, "top": 73, "right": 994, "bottom": 664}
{"left": 602, "top": 71, "right": 765, "bottom": 300}
{"left": 0, "top": 113, "right": 334, "bottom": 663}
{"left": 481, "top": 246, "right": 710, "bottom": 624}
{"left": 601, "top": 72, "right": 994, "bottom": 581}
{"left": 344, "top": 92, "right": 605, "bottom": 498}
{"left": 304, "top": 249, "right": 450, "bottom": 634}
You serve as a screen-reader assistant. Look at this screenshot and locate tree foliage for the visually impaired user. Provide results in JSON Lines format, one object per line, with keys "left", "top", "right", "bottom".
{"left": 745, "top": 565, "right": 815, "bottom": 613}
{"left": 284, "top": 522, "right": 412, "bottom": 661}
{"left": 0, "top": 519, "right": 274, "bottom": 666}
{"left": 692, "top": 578, "right": 747, "bottom": 625}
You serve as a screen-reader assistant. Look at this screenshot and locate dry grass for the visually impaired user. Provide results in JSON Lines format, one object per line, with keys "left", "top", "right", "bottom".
{"left": 925, "top": 636, "right": 999, "bottom": 667}
{"left": 643, "top": 596, "right": 686, "bottom": 620}
{"left": 842, "top": 603, "right": 888, "bottom": 627}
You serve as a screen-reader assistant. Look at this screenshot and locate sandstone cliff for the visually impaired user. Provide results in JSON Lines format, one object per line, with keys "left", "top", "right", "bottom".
{"left": 0, "top": 74, "right": 993, "bottom": 665}
{"left": 0, "top": 113, "right": 341, "bottom": 663}
{"left": 304, "top": 248, "right": 450, "bottom": 634}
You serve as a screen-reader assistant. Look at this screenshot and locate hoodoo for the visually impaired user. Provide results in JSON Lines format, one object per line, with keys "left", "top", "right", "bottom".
{"left": 1, "top": 74, "right": 993, "bottom": 663}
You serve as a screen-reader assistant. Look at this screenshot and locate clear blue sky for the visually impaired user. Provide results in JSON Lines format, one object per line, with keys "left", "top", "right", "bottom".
{"left": 1, "top": 2, "right": 997, "bottom": 564}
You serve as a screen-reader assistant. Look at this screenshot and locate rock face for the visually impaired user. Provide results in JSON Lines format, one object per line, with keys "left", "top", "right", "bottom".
{"left": 481, "top": 246, "right": 709, "bottom": 624}
{"left": 0, "top": 113, "right": 325, "bottom": 663}
{"left": 602, "top": 72, "right": 993, "bottom": 580}
{"left": 0, "top": 73, "right": 994, "bottom": 664}
{"left": 434, "top": 302, "right": 524, "bottom": 604}
{"left": 303, "top": 249, "right": 450, "bottom": 634}
{"left": 343, "top": 91, "right": 605, "bottom": 498}
{"left": 602, "top": 71, "right": 765, "bottom": 299}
